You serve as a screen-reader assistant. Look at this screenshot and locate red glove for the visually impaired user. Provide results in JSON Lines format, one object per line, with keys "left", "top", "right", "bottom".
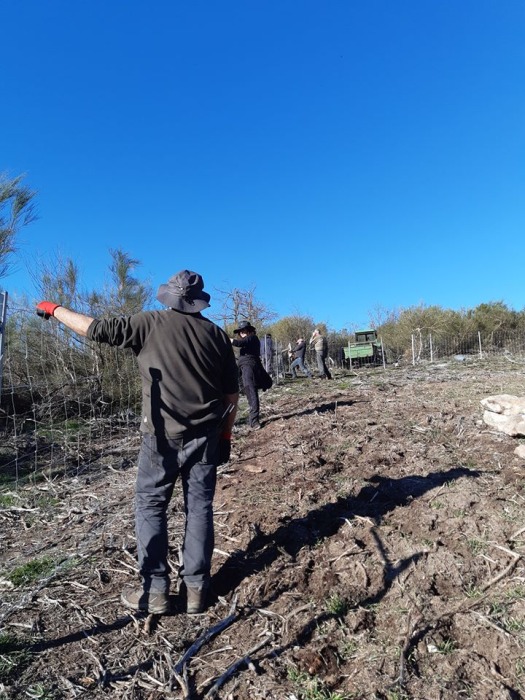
{"left": 36, "top": 301, "right": 61, "bottom": 320}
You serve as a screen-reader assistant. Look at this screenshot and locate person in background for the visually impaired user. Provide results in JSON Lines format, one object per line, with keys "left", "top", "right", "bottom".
{"left": 231, "top": 321, "right": 262, "bottom": 430}
{"left": 36, "top": 269, "right": 239, "bottom": 616}
{"left": 309, "top": 328, "right": 332, "bottom": 379}
{"left": 290, "top": 337, "right": 311, "bottom": 378}
{"left": 260, "top": 332, "right": 274, "bottom": 376}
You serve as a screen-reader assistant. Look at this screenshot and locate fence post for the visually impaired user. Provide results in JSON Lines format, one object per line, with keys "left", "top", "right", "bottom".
{"left": 478, "top": 331, "right": 482, "bottom": 359}
{"left": 411, "top": 334, "right": 415, "bottom": 365}
{"left": 381, "top": 336, "right": 386, "bottom": 369}
{"left": 0, "top": 291, "right": 7, "bottom": 400}
{"left": 275, "top": 341, "right": 285, "bottom": 384}
{"left": 429, "top": 333, "right": 434, "bottom": 362}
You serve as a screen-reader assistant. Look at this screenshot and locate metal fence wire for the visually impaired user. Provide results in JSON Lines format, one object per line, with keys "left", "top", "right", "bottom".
{"left": 395, "top": 330, "right": 525, "bottom": 365}
{"left": 2, "top": 312, "right": 525, "bottom": 484}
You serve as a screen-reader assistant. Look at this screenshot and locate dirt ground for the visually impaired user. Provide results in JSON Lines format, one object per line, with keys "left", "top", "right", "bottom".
{"left": 2, "top": 359, "right": 525, "bottom": 699}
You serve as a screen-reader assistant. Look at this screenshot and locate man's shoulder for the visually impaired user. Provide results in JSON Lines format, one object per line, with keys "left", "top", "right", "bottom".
{"left": 137, "top": 310, "right": 228, "bottom": 339}
{"left": 188, "top": 313, "right": 232, "bottom": 343}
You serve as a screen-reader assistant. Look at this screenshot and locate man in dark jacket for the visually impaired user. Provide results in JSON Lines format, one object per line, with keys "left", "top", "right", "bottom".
{"left": 36, "top": 270, "right": 239, "bottom": 616}
{"left": 231, "top": 321, "right": 261, "bottom": 430}
{"left": 290, "top": 337, "right": 311, "bottom": 378}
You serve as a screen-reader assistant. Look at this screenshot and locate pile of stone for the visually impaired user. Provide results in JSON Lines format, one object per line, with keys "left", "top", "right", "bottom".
{"left": 481, "top": 394, "right": 525, "bottom": 458}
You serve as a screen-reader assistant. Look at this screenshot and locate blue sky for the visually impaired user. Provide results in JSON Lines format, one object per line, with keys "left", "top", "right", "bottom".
{"left": 2, "top": 0, "right": 524, "bottom": 330}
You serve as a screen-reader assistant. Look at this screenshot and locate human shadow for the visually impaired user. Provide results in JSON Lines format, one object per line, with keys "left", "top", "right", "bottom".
{"left": 28, "top": 593, "right": 182, "bottom": 654}
{"left": 211, "top": 466, "right": 481, "bottom": 598}
{"left": 209, "top": 466, "right": 482, "bottom": 675}
{"left": 266, "top": 398, "right": 366, "bottom": 424}
{"left": 29, "top": 613, "right": 143, "bottom": 652}
{"left": 251, "top": 526, "right": 426, "bottom": 667}
{"left": 150, "top": 367, "right": 191, "bottom": 436}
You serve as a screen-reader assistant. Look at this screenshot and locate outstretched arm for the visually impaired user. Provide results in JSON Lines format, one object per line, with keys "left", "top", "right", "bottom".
{"left": 36, "top": 302, "right": 95, "bottom": 337}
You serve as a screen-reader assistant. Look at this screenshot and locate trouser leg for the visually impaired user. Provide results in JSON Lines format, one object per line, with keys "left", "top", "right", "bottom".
{"left": 299, "top": 358, "right": 311, "bottom": 377}
{"left": 135, "top": 433, "right": 178, "bottom": 594}
{"left": 316, "top": 352, "right": 331, "bottom": 378}
{"left": 241, "top": 364, "right": 260, "bottom": 425}
{"left": 180, "top": 432, "right": 218, "bottom": 587}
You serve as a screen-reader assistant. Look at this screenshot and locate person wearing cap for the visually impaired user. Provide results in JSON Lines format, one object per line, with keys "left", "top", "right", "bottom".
{"left": 290, "top": 337, "right": 311, "bottom": 378}
{"left": 231, "top": 321, "right": 262, "bottom": 430}
{"left": 309, "top": 328, "right": 332, "bottom": 379}
{"left": 36, "top": 270, "right": 239, "bottom": 616}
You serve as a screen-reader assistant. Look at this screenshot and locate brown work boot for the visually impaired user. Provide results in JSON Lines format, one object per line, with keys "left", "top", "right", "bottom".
{"left": 121, "top": 587, "right": 171, "bottom": 615}
{"left": 186, "top": 584, "right": 208, "bottom": 615}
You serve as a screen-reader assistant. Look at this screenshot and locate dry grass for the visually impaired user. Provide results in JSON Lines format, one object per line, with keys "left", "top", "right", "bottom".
{"left": 1, "top": 360, "right": 525, "bottom": 698}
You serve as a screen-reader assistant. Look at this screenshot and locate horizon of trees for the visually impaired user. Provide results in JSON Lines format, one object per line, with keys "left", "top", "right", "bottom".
{"left": 3, "top": 171, "right": 525, "bottom": 353}
{"left": 10, "top": 245, "right": 525, "bottom": 347}
{"left": 2, "top": 171, "right": 525, "bottom": 426}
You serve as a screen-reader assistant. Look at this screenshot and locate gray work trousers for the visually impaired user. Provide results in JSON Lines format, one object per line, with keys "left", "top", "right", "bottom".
{"left": 135, "top": 430, "right": 218, "bottom": 594}
{"left": 316, "top": 351, "right": 332, "bottom": 379}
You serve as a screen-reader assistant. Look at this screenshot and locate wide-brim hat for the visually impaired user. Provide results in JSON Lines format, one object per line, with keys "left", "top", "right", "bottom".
{"left": 156, "top": 270, "right": 211, "bottom": 313}
{"left": 233, "top": 320, "right": 256, "bottom": 334}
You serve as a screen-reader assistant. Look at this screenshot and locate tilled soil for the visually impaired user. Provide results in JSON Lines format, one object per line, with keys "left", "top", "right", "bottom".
{"left": 2, "top": 360, "right": 525, "bottom": 699}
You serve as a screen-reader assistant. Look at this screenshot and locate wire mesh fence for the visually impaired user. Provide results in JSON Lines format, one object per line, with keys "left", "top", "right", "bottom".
{"left": 232, "top": 330, "right": 525, "bottom": 374}
{"left": 385, "top": 330, "right": 525, "bottom": 365}
{"left": 1, "top": 307, "right": 142, "bottom": 486}
{"left": 2, "top": 309, "right": 525, "bottom": 487}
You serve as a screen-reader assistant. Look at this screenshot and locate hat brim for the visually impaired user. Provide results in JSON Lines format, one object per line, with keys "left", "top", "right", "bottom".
{"left": 156, "top": 285, "right": 210, "bottom": 313}
{"left": 233, "top": 324, "right": 256, "bottom": 334}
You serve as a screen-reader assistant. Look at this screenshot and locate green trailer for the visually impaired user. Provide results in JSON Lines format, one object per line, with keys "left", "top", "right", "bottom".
{"left": 343, "top": 329, "right": 385, "bottom": 367}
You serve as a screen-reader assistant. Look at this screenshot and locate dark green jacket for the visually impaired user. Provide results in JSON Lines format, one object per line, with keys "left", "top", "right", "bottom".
{"left": 88, "top": 309, "right": 239, "bottom": 437}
